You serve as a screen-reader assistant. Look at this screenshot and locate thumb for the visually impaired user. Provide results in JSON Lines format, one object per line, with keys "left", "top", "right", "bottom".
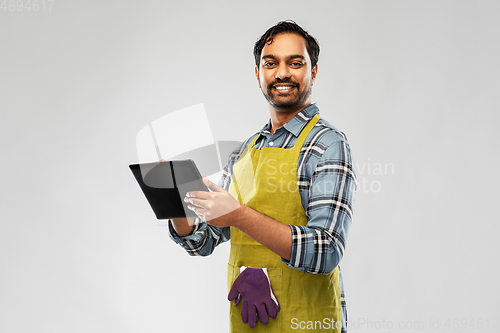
{"left": 228, "top": 284, "right": 240, "bottom": 301}
{"left": 203, "top": 176, "right": 224, "bottom": 192}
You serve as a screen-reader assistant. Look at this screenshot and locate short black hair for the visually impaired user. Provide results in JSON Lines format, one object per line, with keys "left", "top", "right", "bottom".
{"left": 254, "top": 20, "right": 320, "bottom": 69}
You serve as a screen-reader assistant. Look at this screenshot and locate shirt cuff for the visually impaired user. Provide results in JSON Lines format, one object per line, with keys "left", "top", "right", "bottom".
{"left": 280, "top": 224, "right": 314, "bottom": 272}
{"left": 168, "top": 219, "right": 202, "bottom": 245}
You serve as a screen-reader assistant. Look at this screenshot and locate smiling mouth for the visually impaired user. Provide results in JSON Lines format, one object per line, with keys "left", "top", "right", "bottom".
{"left": 273, "top": 85, "right": 296, "bottom": 93}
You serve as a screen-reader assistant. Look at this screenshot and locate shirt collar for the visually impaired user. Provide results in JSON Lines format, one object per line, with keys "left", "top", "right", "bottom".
{"left": 259, "top": 104, "right": 320, "bottom": 137}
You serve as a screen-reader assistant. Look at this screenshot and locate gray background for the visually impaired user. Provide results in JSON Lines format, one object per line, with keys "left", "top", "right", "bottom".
{"left": 1, "top": 1, "right": 499, "bottom": 332}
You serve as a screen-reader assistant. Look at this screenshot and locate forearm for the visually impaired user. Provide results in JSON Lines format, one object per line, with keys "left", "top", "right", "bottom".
{"left": 231, "top": 205, "right": 292, "bottom": 261}
{"left": 171, "top": 218, "right": 194, "bottom": 237}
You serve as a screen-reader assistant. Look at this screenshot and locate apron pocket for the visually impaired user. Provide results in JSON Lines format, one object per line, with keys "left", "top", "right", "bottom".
{"left": 227, "top": 264, "right": 283, "bottom": 332}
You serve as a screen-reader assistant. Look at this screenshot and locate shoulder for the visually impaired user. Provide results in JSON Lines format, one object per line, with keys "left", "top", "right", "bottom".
{"left": 300, "top": 116, "right": 351, "bottom": 160}
{"left": 310, "top": 117, "right": 350, "bottom": 146}
{"left": 299, "top": 104, "right": 350, "bottom": 145}
{"left": 304, "top": 118, "right": 357, "bottom": 182}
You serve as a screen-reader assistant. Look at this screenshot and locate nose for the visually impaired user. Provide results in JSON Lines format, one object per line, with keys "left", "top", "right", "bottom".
{"left": 275, "top": 63, "right": 291, "bottom": 80}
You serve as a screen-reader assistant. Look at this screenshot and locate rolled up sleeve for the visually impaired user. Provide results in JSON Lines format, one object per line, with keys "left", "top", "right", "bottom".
{"left": 282, "top": 140, "right": 357, "bottom": 274}
{"left": 168, "top": 219, "right": 230, "bottom": 256}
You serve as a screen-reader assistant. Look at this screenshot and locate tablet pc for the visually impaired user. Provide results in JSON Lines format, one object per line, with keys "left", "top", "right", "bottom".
{"left": 129, "top": 159, "right": 208, "bottom": 219}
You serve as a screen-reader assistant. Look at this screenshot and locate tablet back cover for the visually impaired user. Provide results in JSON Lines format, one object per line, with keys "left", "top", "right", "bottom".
{"left": 130, "top": 160, "right": 207, "bottom": 219}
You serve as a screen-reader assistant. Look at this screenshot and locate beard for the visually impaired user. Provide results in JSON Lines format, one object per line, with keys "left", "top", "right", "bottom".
{"left": 261, "top": 78, "right": 313, "bottom": 112}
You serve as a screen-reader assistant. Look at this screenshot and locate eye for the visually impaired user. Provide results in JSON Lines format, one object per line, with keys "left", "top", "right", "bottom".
{"left": 290, "top": 62, "right": 304, "bottom": 67}
{"left": 264, "top": 61, "right": 276, "bottom": 68}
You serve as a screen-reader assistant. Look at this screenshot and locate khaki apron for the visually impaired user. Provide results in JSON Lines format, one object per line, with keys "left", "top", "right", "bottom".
{"left": 228, "top": 114, "right": 342, "bottom": 332}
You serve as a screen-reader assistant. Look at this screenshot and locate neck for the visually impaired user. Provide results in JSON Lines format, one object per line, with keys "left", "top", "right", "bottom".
{"left": 269, "top": 103, "right": 312, "bottom": 134}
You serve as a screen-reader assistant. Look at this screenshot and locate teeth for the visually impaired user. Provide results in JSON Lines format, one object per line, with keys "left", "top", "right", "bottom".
{"left": 275, "top": 86, "right": 294, "bottom": 90}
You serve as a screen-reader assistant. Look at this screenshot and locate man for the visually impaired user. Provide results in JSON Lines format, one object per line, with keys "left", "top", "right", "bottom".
{"left": 169, "top": 21, "right": 356, "bottom": 332}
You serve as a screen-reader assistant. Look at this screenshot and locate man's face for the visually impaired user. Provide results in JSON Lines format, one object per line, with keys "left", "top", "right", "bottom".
{"left": 255, "top": 33, "right": 317, "bottom": 112}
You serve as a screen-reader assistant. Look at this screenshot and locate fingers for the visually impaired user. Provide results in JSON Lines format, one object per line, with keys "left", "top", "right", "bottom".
{"left": 184, "top": 198, "right": 211, "bottom": 222}
{"left": 266, "top": 301, "right": 277, "bottom": 319}
{"left": 257, "top": 303, "right": 269, "bottom": 324}
{"left": 186, "top": 191, "right": 212, "bottom": 200}
{"left": 184, "top": 197, "right": 208, "bottom": 209}
{"left": 228, "top": 286, "right": 240, "bottom": 302}
{"left": 228, "top": 288, "right": 241, "bottom": 306}
{"left": 247, "top": 304, "right": 258, "bottom": 328}
{"left": 183, "top": 201, "right": 206, "bottom": 221}
{"left": 241, "top": 301, "right": 258, "bottom": 328}
{"left": 241, "top": 300, "right": 248, "bottom": 323}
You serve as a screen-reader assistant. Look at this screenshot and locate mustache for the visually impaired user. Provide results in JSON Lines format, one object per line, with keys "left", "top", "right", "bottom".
{"left": 267, "top": 78, "right": 300, "bottom": 89}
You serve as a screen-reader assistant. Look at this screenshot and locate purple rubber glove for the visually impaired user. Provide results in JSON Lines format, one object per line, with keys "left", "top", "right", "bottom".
{"left": 228, "top": 267, "right": 280, "bottom": 328}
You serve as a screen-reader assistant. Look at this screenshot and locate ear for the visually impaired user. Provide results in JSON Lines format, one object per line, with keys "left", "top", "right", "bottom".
{"left": 311, "top": 65, "right": 318, "bottom": 85}
{"left": 255, "top": 66, "right": 261, "bottom": 88}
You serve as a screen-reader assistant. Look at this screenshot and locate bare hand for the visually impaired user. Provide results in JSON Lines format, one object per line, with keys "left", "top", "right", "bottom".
{"left": 185, "top": 177, "right": 241, "bottom": 227}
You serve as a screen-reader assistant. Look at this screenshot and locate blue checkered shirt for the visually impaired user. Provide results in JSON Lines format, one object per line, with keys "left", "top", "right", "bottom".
{"left": 169, "top": 104, "right": 356, "bottom": 332}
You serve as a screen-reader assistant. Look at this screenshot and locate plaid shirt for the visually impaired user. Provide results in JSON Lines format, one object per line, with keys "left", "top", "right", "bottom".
{"left": 169, "top": 104, "right": 356, "bottom": 331}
